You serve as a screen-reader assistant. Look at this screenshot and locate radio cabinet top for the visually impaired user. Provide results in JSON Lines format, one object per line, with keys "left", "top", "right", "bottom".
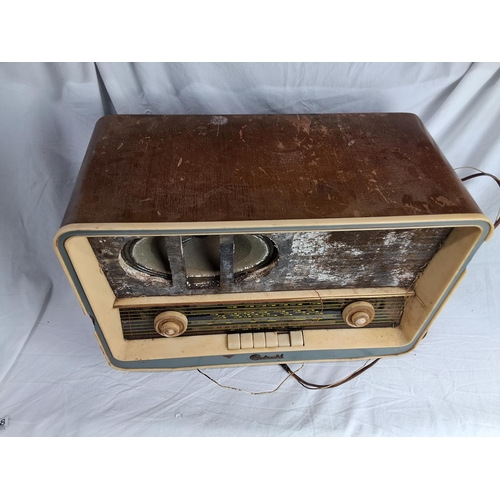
{"left": 63, "top": 113, "right": 481, "bottom": 226}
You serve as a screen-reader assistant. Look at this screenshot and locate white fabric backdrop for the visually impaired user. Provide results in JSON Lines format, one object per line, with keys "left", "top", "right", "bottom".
{"left": 1, "top": 62, "right": 499, "bottom": 436}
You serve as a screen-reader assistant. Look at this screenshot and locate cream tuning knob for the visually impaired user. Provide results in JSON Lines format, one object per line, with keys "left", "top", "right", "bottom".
{"left": 342, "top": 301, "right": 375, "bottom": 328}
{"left": 154, "top": 311, "right": 188, "bottom": 337}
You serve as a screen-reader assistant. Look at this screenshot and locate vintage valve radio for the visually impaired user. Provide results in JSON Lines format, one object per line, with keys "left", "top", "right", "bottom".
{"left": 54, "top": 113, "right": 493, "bottom": 370}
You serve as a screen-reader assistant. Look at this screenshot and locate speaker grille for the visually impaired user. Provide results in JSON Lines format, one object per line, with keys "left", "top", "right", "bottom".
{"left": 119, "top": 295, "right": 407, "bottom": 340}
{"left": 90, "top": 228, "right": 451, "bottom": 298}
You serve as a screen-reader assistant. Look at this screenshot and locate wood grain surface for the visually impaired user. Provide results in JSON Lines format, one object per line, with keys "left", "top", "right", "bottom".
{"left": 62, "top": 113, "right": 481, "bottom": 225}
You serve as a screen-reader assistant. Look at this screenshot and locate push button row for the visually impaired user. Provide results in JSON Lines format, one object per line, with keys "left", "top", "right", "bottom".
{"left": 227, "top": 331, "right": 304, "bottom": 350}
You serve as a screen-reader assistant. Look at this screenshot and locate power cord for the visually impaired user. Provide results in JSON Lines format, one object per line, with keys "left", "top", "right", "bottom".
{"left": 456, "top": 167, "right": 500, "bottom": 228}
{"left": 280, "top": 358, "right": 380, "bottom": 390}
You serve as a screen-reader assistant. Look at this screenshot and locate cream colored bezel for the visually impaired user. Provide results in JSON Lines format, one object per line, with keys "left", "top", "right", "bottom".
{"left": 54, "top": 214, "right": 493, "bottom": 371}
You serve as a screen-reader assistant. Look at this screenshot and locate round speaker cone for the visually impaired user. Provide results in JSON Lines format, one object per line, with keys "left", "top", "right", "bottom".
{"left": 122, "top": 235, "right": 277, "bottom": 280}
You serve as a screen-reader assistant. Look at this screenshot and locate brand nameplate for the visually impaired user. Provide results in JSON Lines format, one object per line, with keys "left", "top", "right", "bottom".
{"left": 250, "top": 354, "right": 284, "bottom": 361}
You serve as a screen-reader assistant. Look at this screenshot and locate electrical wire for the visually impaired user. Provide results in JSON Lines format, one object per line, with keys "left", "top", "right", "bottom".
{"left": 455, "top": 166, "right": 500, "bottom": 228}
{"left": 198, "top": 358, "right": 380, "bottom": 393}
{"left": 280, "top": 358, "right": 380, "bottom": 390}
{"left": 197, "top": 364, "right": 305, "bottom": 395}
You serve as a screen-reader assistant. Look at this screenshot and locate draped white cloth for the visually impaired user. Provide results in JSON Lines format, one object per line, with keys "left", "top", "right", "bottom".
{"left": 1, "top": 62, "right": 499, "bottom": 436}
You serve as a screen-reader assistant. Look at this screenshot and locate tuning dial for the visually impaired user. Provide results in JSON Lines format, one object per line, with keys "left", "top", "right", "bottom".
{"left": 342, "top": 301, "right": 375, "bottom": 328}
{"left": 154, "top": 311, "right": 188, "bottom": 337}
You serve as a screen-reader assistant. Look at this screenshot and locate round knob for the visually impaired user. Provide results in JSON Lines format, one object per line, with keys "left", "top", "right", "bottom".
{"left": 154, "top": 311, "right": 188, "bottom": 337}
{"left": 342, "top": 301, "right": 375, "bottom": 328}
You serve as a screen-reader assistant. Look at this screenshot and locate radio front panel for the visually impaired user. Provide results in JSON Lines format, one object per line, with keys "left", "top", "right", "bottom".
{"left": 55, "top": 216, "right": 491, "bottom": 370}
{"left": 54, "top": 113, "right": 494, "bottom": 371}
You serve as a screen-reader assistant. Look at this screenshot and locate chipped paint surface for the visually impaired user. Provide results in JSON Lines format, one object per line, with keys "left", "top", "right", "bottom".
{"left": 292, "top": 232, "right": 329, "bottom": 256}
{"left": 118, "top": 252, "right": 169, "bottom": 286}
{"left": 209, "top": 116, "right": 228, "bottom": 126}
{"left": 284, "top": 115, "right": 311, "bottom": 134}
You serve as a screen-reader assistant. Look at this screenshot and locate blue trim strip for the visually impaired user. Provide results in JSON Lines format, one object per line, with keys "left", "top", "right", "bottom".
{"left": 56, "top": 220, "right": 490, "bottom": 370}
